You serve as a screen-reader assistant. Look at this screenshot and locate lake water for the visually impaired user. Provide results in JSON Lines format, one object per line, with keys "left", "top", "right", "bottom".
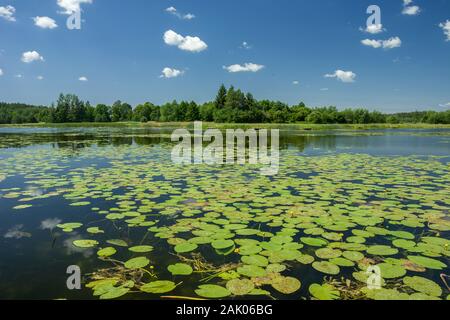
{"left": 0, "top": 126, "right": 449, "bottom": 300}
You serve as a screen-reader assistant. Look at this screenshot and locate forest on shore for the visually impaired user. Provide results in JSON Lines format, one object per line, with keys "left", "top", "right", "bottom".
{"left": 1, "top": 85, "right": 449, "bottom": 124}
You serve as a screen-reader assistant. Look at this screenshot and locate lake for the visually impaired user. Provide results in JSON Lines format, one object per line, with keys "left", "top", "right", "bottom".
{"left": 0, "top": 126, "right": 449, "bottom": 300}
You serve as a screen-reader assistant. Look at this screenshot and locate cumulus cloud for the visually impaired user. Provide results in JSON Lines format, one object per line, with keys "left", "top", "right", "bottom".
{"left": 240, "top": 41, "right": 252, "bottom": 49}
{"left": 165, "top": 6, "right": 195, "bottom": 20}
{"left": 363, "top": 24, "right": 385, "bottom": 34}
{"left": 0, "top": 5, "right": 15, "bottom": 22}
{"left": 37, "top": 75, "right": 44, "bottom": 80}
{"left": 57, "top": 0, "right": 93, "bottom": 15}
{"left": 223, "top": 63, "right": 265, "bottom": 73}
{"left": 33, "top": 16, "right": 58, "bottom": 29}
{"left": 79, "top": 76, "right": 88, "bottom": 81}
{"left": 361, "top": 37, "right": 402, "bottom": 49}
{"left": 0, "top": 68, "right": 3, "bottom": 76}
{"left": 160, "top": 67, "right": 184, "bottom": 78}
{"left": 293, "top": 80, "right": 299, "bottom": 85}
{"left": 21, "top": 51, "right": 44, "bottom": 63}
{"left": 325, "top": 70, "right": 356, "bottom": 83}
{"left": 402, "top": 0, "right": 420, "bottom": 16}
{"left": 163, "top": 30, "right": 207, "bottom": 53}
{"left": 439, "top": 20, "right": 450, "bottom": 41}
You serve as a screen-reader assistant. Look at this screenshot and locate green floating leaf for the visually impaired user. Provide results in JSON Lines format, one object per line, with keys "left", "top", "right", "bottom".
{"left": 13, "top": 204, "right": 33, "bottom": 210}
{"left": 271, "top": 276, "right": 301, "bottom": 295}
{"left": 140, "top": 281, "right": 176, "bottom": 294}
{"left": 226, "top": 279, "right": 255, "bottom": 296}
{"left": 342, "top": 251, "right": 364, "bottom": 262}
{"left": 403, "top": 276, "right": 443, "bottom": 297}
{"left": 312, "top": 261, "right": 340, "bottom": 275}
{"left": 97, "top": 247, "right": 117, "bottom": 258}
{"left": 367, "top": 245, "right": 398, "bottom": 256}
{"left": 99, "top": 287, "right": 130, "bottom": 300}
{"left": 195, "top": 285, "right": 231, "bottom": 299}
{"left": 211, "top": 239, "right": 234, "bottom": 250}
{"left": 73, "top": 239, "right": 98, "bottom": 248}
{"left": 87, "top": 227, "right": 104, "bottom": 234}
{"left": 129, "top": 245, "right": 154, "bottom": 253}
{"left": 167, "top": 263, "right": 193, "bottom": 276}
{"left": 407, "top": 255, "right": 446, "bottom": 270}
{"left": 124, "top": 257, "right": 150, "bottom": 269}
{"left": 296, "top": 254, "right": 315, "bottom": 265}
{"left": 377, "top": 263, "right": 406, "bottom": 279}
{"left": 315, "top": 248, "right": 342, "bottom": 259}
{"left": 107, "top": 239, "right": 128, "bottom": 247}
{"left": 237, "top": 265, "right": 267, "bottom": 277}
{"left": 300, "top": 237, "right": 328, "bottom": 247}
{"left": 241, "top": 255, "right": 269, "bottom": 267}
{"left": 174, "top": 242, "right": 198, "bottom": 253}
{"left": 309, "top": 283, "right": 340, "bottom": 300}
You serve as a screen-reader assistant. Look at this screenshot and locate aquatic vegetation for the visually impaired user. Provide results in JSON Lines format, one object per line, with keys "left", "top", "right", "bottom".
{"left": 0, "top": 128, "right": 449, "bottom": 300}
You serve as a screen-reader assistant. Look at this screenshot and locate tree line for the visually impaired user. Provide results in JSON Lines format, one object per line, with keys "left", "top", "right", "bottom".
{"left": 1, "top": 86, "right": 449, "bottom": 124}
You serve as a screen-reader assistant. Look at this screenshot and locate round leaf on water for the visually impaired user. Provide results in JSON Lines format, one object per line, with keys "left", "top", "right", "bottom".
{"left": 342, "top": 251, "right": 364, "bottom": 261}
{"left": 271, "top": 277, "right": 301, "bottom": 295}
{"left": 195, "top": 285, "right": 231, "bottom": 299}
{"left": 315, "top": 248, "right": 342, "bottom": 259}
{"left": 97, "top": 247, "right": 117, "bottom": 258}
{"left": 330, "top": 257, "right": 355, "bottom": 267}
{"left": 309, "top": 283, "right": 340, "bottom": 300}
{"left": 124, "top": 257, "right": 150, "bottom": 269}
{"left": 87, "top": 227, "right": 104, "bottom": 234}
{"left": 226, "top": 279, "right": 254, "bottom": 296}
{"left": 241, "top": 255, "right": 269, "bottom": 267}
{"left": 129, "top": 245, "right": 154, "bottom": 253}
{"left": 403, "top": 276, "right": 443, "bottom": 297}
{"left": 237, "top": 265, "right": 267, "bottom": 278}
{"left": 301, "top": 237, "right": 328, "bottom": 247}
{"left": 377, "top": 263, "right": 406, "bottom": 279}
{"left": 73, "top": 240, "right": 98, "bottom": 248}
{"left": 407, "top": 256, "right": 446, "bottom": 270}
{"left": 238, "top": 245, "right": 262, "bottom": 256}
{"left": 99, "top": 287, "right": 130, "bottom": 300}
{"left": 141, "top": 281, "right": 176, "bottom": 294}
{"left": 392, "top": 239, "right": 416, "bottom": 250}
{"left": 266, "top": 264, "right": 286, "bottom": 273}
{"left": 167, "top": 263, "right": 193, "bottom": 276}
{"left": 296, "top": 254, "right": 315, "bottom": 265}
{"left": 174, "top": 242, "right": 198, "bottom": 254}
{"left": 367, "top": 245, "right": 398, "bottom": 256}
{"left": 312, "top": 261, "right": 340, "bottom": 275}
{"left": 211, "top": 239, "right": 234, "bottom": 250}
{"left": 107, "top": 239, "right": 128, "bottom": 247}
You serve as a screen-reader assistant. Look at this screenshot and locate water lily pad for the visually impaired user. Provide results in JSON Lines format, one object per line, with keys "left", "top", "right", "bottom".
{"left": 309, "top": 283, "right": 340, "bottom": 300}
{"left": 403, "top": 276, "right": 443, "bottom": 297}
{"left": 377, "top": 263, "right": 406, "bottom": 279}
{"left": 195, "top": 285, "right": 231, "bottom": 299}
{"left": 129, "top": 245, "right": 154, "bottom": 253}
{"left": 241, "top": 255, "right": 269, "bottom": 267}
{"left": 212, "top": 239, "right": 235, "bottom": 250}
{"left": 342, "top": 251, "right": 364, "bottom": 261}
{"left": 99, "top": 287, "right": 130, "bottom": 300}
{"left": 301, "top": 237, "right": 328, "bottom": 247}
{"left": 367, "top": 245, "right": 398, "bottom": 256}
{"left": 407, "top": 255, "right": 446, "bottom": 270}
{"left": 315, "top": 248, "right": 342, "bottom": 259}
{"left": 237, "top": 265, "right": 267, "bottom": 277}
{"left": 124, "top": 257, "right": 150, "bottom": 269}
{"left": 107, "top": 239, "right": 128, "bottom": 247}
{"left": 271, "top": 276, "right": 301, "bottom": 294}
{"left": 140, "top": 281, "right": 176, "bottom": 294}
{"left": 296, "top": 254, "right": 315, "bottom": 264}
{"left": 226, "top": 279, "right": 255, "bottom": 296}
{"left": 167, "top": 263, "right": 193, "bottom": 276}
{"left": 312, "top": 261, "right": 340, "bottom": 275}
{"left": 97, "top": 247, "right": 117, "bottom": 258}
{"left": 73, "top": 240, "right": 98, "bottom": 248}
{"left": 174, "top": 242, "right": 198, "bottom": 253}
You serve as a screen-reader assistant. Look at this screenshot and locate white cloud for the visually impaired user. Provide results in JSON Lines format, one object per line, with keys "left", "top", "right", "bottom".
{"left": 0, "top": 5, "right": 15, "bottom": 22}
{"left": 438, "top": 102, "right": 450, "bottom": 108}
{"left": 402, "top": 0, "right": 420, "bottom": 16}
{"left": 223, "top": 63, "right": 265, "bottom": 73}
{"left": 160, "top": 67, "right": 184, "bottom": 78}
{"left": 57, "top": 0, "right": 93, "bottom": 15}
{"left": 360, "top": 24, "right": 385, "bottom": 34}
{"left": 325, "top": 70, "right": 356, "bottom": 83}
{"left": 15, "top": 74, "right": 23, "bottom": 78}
{"left": 163, "top": 30, "right": 207, "bottom": 53}
{"left": 439, "top": 20, "right": 450, "bottom": 41}
{"left": 37, "top": 75, "right": 44, "bottom": 80}
{"left": 382, "top": 37, "right": 402, "bottom": 49}
{"left": 0, "top": 68, "right": 3, "bottom": 76}
{"left": 293, "top": 80, "right": 299, "bottom": 85}
{"left": 165, "top": 6, "right": 195, "bottom": 20}
{"left": 241, "top": 41, "right": 252, "bottom": 49}
{"left": 402, "top": 5, "right": 420, "bottom": 15}
{"left": 361, "top": 37, "right": 402, "bottom": 49}
{"left": 79, "top": 76, "right": 88, "bottom": 81}
{"left": 21, "top": 51, "right": 44, "bottom": 63}
{"left": 33, "top": 16, "right": 58, "bottom": 29}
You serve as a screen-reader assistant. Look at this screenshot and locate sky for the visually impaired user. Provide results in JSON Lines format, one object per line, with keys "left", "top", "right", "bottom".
{"left": 0, "top": 0, "right": 449, "bottom": 112}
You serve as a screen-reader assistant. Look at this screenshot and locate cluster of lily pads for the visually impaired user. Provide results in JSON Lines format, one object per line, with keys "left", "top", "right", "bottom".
{"left": 0, "top": 140, "right": 449, "bottom": 300}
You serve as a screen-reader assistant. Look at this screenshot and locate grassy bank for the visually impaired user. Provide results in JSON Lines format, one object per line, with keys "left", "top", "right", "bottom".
{"left": 1, "top": 121, "right": 450, "bottom": 131}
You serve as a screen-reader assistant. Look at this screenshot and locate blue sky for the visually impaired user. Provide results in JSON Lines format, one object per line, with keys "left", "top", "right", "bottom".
{"left": 0, "top": 0, "right": 449, "bottom": 112}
